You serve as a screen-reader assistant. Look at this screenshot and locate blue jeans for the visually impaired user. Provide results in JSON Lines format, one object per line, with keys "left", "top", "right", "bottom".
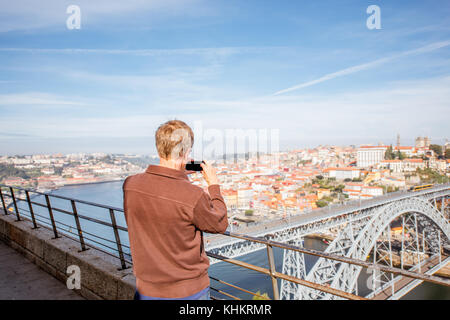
{"left": 134, "top": 287, "right": 210, "bottom": 300}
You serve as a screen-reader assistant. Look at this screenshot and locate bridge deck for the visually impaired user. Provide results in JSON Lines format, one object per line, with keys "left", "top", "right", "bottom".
{"left": 371, "top": 255, "right": 449, "bottom": 300}
{"left": 0, "top": 239, "right": 84, "bottom": 300}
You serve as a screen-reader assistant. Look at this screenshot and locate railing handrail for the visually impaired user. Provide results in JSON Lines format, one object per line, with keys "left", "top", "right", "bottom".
{"left": 0, "top": 183, "right": 124, "bottom": 212}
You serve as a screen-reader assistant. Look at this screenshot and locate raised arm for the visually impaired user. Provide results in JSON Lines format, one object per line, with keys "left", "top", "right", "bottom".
{"left": 192, "top": 163, "right": 228, "bottom": 233}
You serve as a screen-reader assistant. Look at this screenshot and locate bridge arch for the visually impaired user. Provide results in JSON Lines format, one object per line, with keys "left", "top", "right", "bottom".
{"left": 302, "top": 196, "right": 450, "bottom": 299}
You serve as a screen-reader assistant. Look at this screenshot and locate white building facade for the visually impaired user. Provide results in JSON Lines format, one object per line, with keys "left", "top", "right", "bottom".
{"left": 357, "top": 146, "right": 388, "bottom": 168}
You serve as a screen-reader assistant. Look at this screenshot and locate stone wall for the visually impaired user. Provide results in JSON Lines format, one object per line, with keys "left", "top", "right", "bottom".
{"left": 0, "top": 211, "right": 136, "bottom": 300}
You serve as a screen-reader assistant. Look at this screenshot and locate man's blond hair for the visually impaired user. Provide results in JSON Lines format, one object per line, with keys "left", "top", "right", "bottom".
{"left": 155, "top": 120, "right": 194, "bottom": 160}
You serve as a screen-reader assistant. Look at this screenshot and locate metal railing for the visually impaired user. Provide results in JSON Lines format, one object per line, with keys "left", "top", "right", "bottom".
{"left": 0, "top": 183, "right": 449, "bottom": 300}
{"left": 0, "top": 184, "right": 131, "bottom": 270}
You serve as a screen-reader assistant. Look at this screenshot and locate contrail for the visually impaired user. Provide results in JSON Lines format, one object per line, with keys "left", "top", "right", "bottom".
{"left": 273, "top": 40, "right": 450, "bottom": 96}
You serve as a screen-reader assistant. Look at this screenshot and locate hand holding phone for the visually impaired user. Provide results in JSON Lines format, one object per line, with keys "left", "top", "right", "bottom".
{"left": 200, "top": 160, "right": 219, "bottom": 186}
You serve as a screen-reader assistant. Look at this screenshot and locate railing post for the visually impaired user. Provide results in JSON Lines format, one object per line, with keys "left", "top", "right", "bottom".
{"left": 422, "top": 230, "right": 425, "bottom": 255}
{"left": 401, "top": 216, "right": 405, "bottom": 269}
{"left": 45, "top": 194, "right": 59, "bottom": 239}
{"left": 70, "top": 200, "right": 88, "bottom": 252}
{"left": 386, "top": 227, "right": 394, "bottom": 296}
{"left": 438, "top": 231, "right": 442, "bottom": 265}
{"left": 373, "top": 242, "right": 378, "bottom": 291}
{"left": 266, "top": 244, "right": 280, "bottom": 300}
{"left": 9, "top": 187, "right": 21, "bottom": 221}
{"left": 0, "top": 187, "right": 7, "bottom": 215}
{"left": 109, "top": 208, "right": 127, "bottom": 270}
{"left": 25, "top": 191, "right": 38, "bottom": 229}
{"left": 413, "top": 213, "right": 421, "bottom": 273}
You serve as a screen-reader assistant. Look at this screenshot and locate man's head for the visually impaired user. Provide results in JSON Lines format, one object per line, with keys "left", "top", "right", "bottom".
{"left": 155, "top": 120, "right": 194, "bottom": 162}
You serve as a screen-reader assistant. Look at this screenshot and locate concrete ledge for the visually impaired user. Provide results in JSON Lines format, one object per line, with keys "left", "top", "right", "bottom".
{"left": 0, "top": 211, "right": 136, "bottom": 300}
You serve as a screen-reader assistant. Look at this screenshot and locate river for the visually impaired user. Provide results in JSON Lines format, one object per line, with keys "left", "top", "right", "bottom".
{"left": 18, "top": 181, "right": 449, "bottom": 300}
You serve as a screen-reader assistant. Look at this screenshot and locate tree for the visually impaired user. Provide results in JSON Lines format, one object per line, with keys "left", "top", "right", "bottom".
{"left": 253, "top": 291, "right": 270, "bottom": 300}
{"left": 397, "top": 151, "right": 406, "bottom": 160}
{"left": 244, "top": 209, "right": 254, "bottom": 216}
{"left": 0, "top": 164, "right": 30, "bottom": 181}
{"left": 429, "top": 144, "right": 443, "bottom": 157}
{"left": 386, "top": 186, "right": 397, "bottom": 193}
{"left": 416, "top": 167, "right": 450, "bottom": 184}
{"left": 385, "top": 145, "right": 395, "bottom": 160}
{"left": 316, "top": 200, "right": 328, "bottom": 208}
{"left": 445, "top": 148, "right": 450, "bottom": 159}
{"left": 54, "top": 166, "right": 63, "bottom": 175}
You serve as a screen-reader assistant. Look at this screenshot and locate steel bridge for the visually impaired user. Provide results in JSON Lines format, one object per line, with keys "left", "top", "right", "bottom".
{"left": 1, "top": 183, "right": 449, "bottom": 300}
{"left": 205, "top": 183, "right": 450, "bottom": 300}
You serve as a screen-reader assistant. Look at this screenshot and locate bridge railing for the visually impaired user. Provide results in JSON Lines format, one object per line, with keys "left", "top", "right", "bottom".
{"left": 0, "top": 184, "right": 448, "bottom": 300}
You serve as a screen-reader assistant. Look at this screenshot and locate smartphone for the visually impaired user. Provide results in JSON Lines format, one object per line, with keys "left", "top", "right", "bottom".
{"left": 185, "top": 160, "right": 204, "bottom": 171}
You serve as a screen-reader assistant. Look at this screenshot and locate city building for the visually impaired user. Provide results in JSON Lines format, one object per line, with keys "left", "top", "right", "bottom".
{"left": 380, "top": 176, "right": 406, "bottom": 188}
{"left": 361, "top": 186, "right": 383, "bottom": 197}
{"left": 222, "top": 189, "right": 238, "bottom": 209}
{"left": 415, "top": 136, "right": 431, "bottom": 148}
{"left": 380, "top": 160, "right": 403, "bottom": 173}
{"left": 403, "top": 158, "right": 426, "bottom": 172}
{"left": 357, "top": 146, "right": 388, "bottom": 168}
{"left": 323, "top": 167, "right": 361, "bottom": 180}
{"left": 237, "top": 187, "right": 254, "bottom": 208}
{"left": 393, "top": 146, "right": 416, "bottom": 157}
{"left": 316, "top": 188, "right": 331, "bottom": 200}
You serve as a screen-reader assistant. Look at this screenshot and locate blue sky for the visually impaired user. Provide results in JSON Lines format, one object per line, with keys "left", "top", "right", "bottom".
{"left": 0, "top": 0, "right": 450, "bottom": 155}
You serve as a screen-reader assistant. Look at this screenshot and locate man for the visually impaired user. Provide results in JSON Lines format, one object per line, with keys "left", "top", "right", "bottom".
{"left": 123, "top": 120, "right": 228, "bottom": 300}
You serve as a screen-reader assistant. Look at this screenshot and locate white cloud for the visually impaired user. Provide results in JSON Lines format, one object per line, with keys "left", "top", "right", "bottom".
{"left": 0, "top": 46, "right": 282, "bottom": 58}
{"left": 0, "top": 92, "right": 91, "bottom": 106}
{"left": 0, "top": 0, "right": 208, "bottom": 32}
{"left": 3, "top": 75, "right": 449, "bottom": 146}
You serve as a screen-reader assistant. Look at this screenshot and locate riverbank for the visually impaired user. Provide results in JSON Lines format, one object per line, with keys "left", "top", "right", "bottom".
{"left": 51, "top": 177, "right": 125, "bottom": 189}
{"left": 35, "top": 175, "right": 132, "bottom": 194}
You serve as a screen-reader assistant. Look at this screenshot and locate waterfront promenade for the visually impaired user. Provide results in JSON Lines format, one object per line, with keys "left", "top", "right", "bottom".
{"left": 0, "top": 239, "right": 83, "bottom": 300}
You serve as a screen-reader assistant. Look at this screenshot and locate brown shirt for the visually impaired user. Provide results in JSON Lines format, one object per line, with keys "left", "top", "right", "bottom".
{"left": 123, "top": 164, "right": 228, "bottom": 298}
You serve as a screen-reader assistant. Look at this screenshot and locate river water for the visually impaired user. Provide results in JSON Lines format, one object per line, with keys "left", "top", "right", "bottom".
{"left": 19, "top": 181, "right": 449, "bottom": 300}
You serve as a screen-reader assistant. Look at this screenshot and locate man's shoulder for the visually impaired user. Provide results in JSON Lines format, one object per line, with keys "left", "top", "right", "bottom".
{"left": 124, "top": 174, "right": 206, "bottom": 210}
{"left": 123, "top": 172, "right": 204, "bottom": 197}
{"left": 122, "top": 173, "right": 145, "bottom": 189}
